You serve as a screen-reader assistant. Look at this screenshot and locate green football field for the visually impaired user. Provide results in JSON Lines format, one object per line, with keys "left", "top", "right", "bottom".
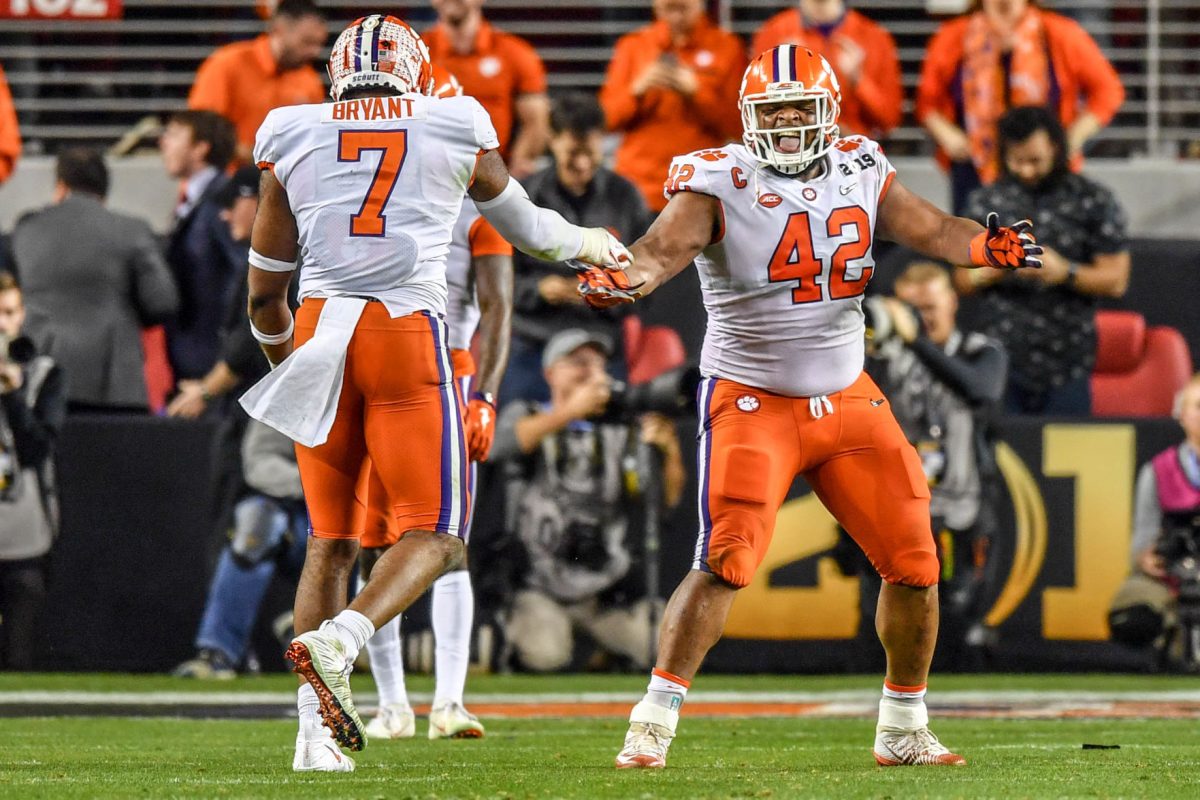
{"left": 2, "top": 673, "right": 1198, "bottom": 799}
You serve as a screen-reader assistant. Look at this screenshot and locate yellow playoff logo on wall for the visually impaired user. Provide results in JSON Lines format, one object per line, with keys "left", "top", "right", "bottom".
{"left": 723, "top": 424, "right": 1137, "bottom": 642}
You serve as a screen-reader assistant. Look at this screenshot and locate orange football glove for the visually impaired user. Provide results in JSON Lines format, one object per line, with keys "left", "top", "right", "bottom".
{"left": 968, "top": 212, "right": 1043, "bottom": 270}
{"left": 572, "top": 263, "right": 644, "bottom": 309}
{"left": 465, "top": 393, "right": 496, "bottom": 462}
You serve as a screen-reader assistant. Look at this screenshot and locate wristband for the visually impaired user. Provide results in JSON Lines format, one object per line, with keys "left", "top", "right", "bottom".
{"left": 251, "top": 315, "right": 294, "bottom": 345}
{"left": 1065, "top": 261, "right": 1080, "bottom": 287}
{"left": 472, "top": 391, "right": 496, "bottom": 407}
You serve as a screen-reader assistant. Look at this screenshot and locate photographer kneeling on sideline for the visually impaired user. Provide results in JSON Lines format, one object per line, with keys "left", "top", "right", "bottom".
{"left": 1110, "top": 374, "right": 1200, "bottom": 671}
{"left": 851, "top": 262, "right": 1008, "bottom": 669}
{"left": 491, "top": 329, "right": 686, "bottom": 672}
{"left": 0, "top": 272, "right": 66, "bottom": 670}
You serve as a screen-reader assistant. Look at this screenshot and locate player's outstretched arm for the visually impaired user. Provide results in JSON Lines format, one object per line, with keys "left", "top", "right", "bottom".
{"left": 876, "top": 178, "right": 1042, "bottom": 270}
{"left": 466, "top": 252, "right": 514, "bottom": 462}
{"left": 575, "top": 191, "right": 717, "bottom": 309}
{"left": 246, "top": 169, "right": 299, "bottom": 368}
{"left": 468, "top": 150, "right": 629, "bottom": 269}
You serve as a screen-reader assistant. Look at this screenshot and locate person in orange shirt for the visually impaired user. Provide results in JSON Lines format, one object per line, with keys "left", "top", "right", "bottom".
{"left": 0, "top": 64, "right": 20, "bottom": 184}
{"left": 600, "top": 0, "right": 747, "bottom": 212}
{"left": 917, "top": 0, "right": 1124, "bottom": 212}
{"left": 424, "top": 0, "right": 550, "bottom": 178}
{"left": 752, "top": 1, "right": 902, "bottom": 140}
{"left": 188, "top": 0, "right": 327, "bottom": 163}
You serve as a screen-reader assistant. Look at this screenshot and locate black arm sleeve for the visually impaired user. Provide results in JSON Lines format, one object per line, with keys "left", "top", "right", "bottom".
{"left": 2, "top": 364, "right": 67, "bottom": 469}
{"left": 908, "top": 337, "right": 1008, "bottom": 406}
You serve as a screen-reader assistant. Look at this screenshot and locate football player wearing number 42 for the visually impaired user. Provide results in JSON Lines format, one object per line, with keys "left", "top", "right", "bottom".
{"left": 240, "top": 14, "right": 630, "bottom": 773}
{"left": 579, "top": 46, "right": 1042, "bottom": 771}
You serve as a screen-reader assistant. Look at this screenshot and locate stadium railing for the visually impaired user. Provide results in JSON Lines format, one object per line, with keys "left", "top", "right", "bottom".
{"left": 0, "top": 0, "right": 1196, "bottom": 157}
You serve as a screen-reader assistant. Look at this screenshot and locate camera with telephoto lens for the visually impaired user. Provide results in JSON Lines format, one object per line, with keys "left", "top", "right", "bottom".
{"left": 1157, "top": 514, "right": 1200, "bottom": 609}
{"left": 862, "top": 295, "right": 898, "bottom": 346}
{"left": 598, "top": 364, "right": 703, "bottom": 423}
{"left": 0, "top": 333, "right": 35, "bottom": 365}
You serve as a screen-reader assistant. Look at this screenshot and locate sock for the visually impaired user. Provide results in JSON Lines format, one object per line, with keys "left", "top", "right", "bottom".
{"left": 431, "top": 570, "right": 474, "bottom": 707}
{"left": 323, "top": 609, "right": 375, "bottom": 662}
{"left": 297, "top": 683, "right": 322, "bottom": 738}
{"left": 366, "top": 614, "right": 408, "bottom": 709}
{"left": 644, "top": 667, "right": 690, "bottom": 712}
{"left": 878, "top": 680, "right": 929, "bottom": 731}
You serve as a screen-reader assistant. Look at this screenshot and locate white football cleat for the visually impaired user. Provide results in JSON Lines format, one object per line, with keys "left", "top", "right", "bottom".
{"left": 427, "top": 701, "right": 485, "bottom": 739}
{"left": 614, "top": 700, "right": 677, "bottom": 769}
{"left": 366, "top": 703, "right": 416, "bottom": 739}
{"left": 293, "top": 728, "right": 355, "bottom": 773}
{"left": 286, "top": 626, "right": 365, "bottom": 751}
{"left": 873, "top": 725, "right": 966, "bottom": 766}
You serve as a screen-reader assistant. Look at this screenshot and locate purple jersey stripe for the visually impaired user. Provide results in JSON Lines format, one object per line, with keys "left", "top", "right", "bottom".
{"left": 450, "top": 376, "right": 470, "bottom": 537}
{"left": 459, "top": 375, "right": 476, "bottom": 542}
{"left": 696, "top": 377, "right": 717, "bottom": 571}
{"left": 427, "top": 312, "right": 454, "bottom": 534}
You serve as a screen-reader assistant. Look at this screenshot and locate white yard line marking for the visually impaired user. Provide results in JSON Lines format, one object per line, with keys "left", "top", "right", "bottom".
{"left": 2, "top": 689, "right": 1199, "bottom": 706}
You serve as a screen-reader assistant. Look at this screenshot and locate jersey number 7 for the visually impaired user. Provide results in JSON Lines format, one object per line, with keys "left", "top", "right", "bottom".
{"left": 338, "top": 129, "right": 409, "bottom": 237}
{"left": 767, "top": 206, "right": 873, "bottom": 303}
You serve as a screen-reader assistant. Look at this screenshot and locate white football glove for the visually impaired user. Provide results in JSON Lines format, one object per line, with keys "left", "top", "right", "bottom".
{"left": 576, "top": 227, "right": 633, "bottom": 271}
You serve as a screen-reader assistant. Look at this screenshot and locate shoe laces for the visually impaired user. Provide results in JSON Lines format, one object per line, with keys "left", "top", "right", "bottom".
{"left": 626, "top": 722, "right": 672, "bottom": 754}
{"left": 891, "top": 727, "right": 947, "bottom": 757}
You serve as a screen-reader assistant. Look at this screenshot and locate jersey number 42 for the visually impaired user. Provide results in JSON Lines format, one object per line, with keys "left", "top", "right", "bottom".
{"left": 767, "top": 207, "right": 873, "bottom": 304}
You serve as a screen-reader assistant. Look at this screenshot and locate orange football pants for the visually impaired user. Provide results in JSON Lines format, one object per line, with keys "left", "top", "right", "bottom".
{"left": 292, "top": 299, "right": 470, "bottom": 540}
{"left": 360, "top": 349, "right": 476, "bottom": 549}
{"left": 694, "top": 371, "right": 937, "bottom": 588}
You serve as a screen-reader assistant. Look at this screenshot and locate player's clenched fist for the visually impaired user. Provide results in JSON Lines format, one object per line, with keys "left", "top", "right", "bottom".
{"left": 968, "top": 212, "right": 1043, "bottom": 270}
{"left": 465, "top": 392, "right": 497, "bottom": 462}
{"left": 574, "top": 265, "right": 644, "bottom": 309}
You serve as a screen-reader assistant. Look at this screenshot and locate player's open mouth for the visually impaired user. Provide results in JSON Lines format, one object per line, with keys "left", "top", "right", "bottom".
{"left": 775, "top": 134, "right": 802, "bottom": 154}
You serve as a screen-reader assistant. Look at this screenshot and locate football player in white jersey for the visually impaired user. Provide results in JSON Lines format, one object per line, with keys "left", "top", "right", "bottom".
{"left": 577, "top": 46, "right": 1042, "bottom": 769}
{"left": 241, "top": 15, "right": 627, "bottom": 772}
{"left": 356, "top": 61, "right": 513, "bottom": 745}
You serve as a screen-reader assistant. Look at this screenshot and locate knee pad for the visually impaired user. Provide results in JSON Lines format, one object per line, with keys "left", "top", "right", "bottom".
{"left": 230, "top": 496, "right": 288, "bottom": 566}
{"left": 705, "top": 509, "right": 767, "bottom": 589}
{"left": 707, "top": 544, "right": 759, "bottom": 589}
{"left": 882, "top": 547, "right": 941, "bottom": 588}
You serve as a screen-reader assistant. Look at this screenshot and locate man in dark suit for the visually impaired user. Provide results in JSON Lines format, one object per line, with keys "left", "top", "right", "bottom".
{"left": 160, "top": 109, "right": 241, "bottom": 382}
{"left": 11, "top": 149, "right": 178, "bottom": 412}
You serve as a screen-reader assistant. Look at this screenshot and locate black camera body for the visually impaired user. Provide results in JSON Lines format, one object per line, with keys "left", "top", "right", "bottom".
{"left": 597, "top": 364, "right": 702, "bottom": 423}
{"left": 0, "top": 334, "right": 35, "bottom": 365}
{"left": 1157, "top": 513, "right": 1200, "bottom": 613}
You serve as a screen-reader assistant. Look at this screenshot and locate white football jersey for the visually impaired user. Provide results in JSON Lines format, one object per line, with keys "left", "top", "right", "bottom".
{"left": 446, "top": 200, "right": 482, "bottom": 351}
{"left": 253, "top": 94, "right": 499, "bottom": 317}
{"left": 665, "top": 137, "right": 896, "bottom": 397}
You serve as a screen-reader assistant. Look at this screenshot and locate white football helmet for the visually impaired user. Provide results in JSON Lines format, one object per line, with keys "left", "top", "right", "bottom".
{"left": 740, "top": 45, "right": 842, "bottom": 174}
{"left": 327, "top": 14, "right": 433, "bottom": 101}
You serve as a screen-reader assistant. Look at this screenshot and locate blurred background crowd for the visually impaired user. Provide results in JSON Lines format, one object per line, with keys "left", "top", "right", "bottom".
{"left": 1, "top": 0, "right": 1198, "bottom": 677}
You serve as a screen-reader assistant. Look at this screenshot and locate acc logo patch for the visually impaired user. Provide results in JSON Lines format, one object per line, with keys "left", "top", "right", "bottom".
{"left": 802, "top": 187, "right": 818, "bottom": 201}
{"left": 736, "top": 394, "right": 760, "bottom": 413}
{"left": 758, "top": 193, "right": 782, "bottom": 208}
